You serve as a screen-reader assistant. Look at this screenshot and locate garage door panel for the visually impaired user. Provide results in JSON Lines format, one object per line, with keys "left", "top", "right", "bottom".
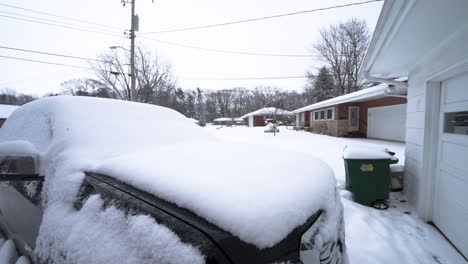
{"left": 444, "top": 73, "right": 468, "bottom": 104}
{"left": 434, "top": 194, "right": 468, "bottom": 257}
{"left": 434, "top": 73, "right": 468, "bottom": 258}
{"left": 440, "top": 141, "right": 468, "bottom": 174}
{"left": 436, "top": 170, "right": 468, "bottom": 210}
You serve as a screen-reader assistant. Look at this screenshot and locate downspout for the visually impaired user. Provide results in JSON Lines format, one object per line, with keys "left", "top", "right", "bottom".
{"left": 363, "top": 71, "right": 408, "bottom": 98}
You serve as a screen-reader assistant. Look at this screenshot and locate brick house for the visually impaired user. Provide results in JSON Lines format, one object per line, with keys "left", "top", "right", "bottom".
{"left": 293, "top": 85, "right": 407, "bottom": 141}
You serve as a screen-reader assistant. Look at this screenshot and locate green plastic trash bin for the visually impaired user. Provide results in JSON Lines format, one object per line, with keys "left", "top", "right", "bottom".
{"left": 343, "top": 147, "right": 398, "bottom": 208}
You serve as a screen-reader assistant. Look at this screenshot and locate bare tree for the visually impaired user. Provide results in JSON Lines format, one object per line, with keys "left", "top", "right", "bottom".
{"left": 0, "top": 89, "right": 35, "bottom": 105}
{"left": 61, "top": 78, "right": 113, "bottom": 98}
{"left": 92, "top": 45, "right": 177, "bottom": 104}
{"left": 313, "top": 18, "right": 370, "bottom": 95}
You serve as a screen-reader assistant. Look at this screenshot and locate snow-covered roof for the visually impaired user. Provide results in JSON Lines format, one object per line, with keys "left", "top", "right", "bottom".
{"left": 234, "top": 117, "right": 244, "bottom": 122}
{"left": 293, "top": 85, "right": 398, "bottom": 113}
{"left": 241, "top": 107, "right": 293, "bottom": 119}
{"left": 0, "top": 104, "right": 19, "bottom": 119}
{"left": 213, "top": 117, "right": 234, "bottom": 122}
{"left": 0, "top": 96, "right": 336, "bottom": 251}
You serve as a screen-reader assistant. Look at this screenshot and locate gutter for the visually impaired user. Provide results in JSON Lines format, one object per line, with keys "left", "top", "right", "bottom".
{"left": 363, "top": 71, "right": 408, "bottom": 98}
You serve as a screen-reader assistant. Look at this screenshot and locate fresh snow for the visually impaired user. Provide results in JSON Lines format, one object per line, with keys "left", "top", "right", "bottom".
{"left": 241, "top": 107, "right": 293, "bottom": 118}
{"left": 0, "top": 96, "right": 337, "bottom": 261}
{"left": 0, "top": 104, "right": 19, "bottom": 119}
{"left": 0, "top": 97, "right": 214, "bottom": 263}
{"left": 342, "top": 146, "right": 394, "bottom": 160}
{"left": 96, "top": 141, "right": 336, "bottom": 248}
{"left": 0, "top": 140, "right": 39, "bottom": 155}
{"left": 292, "top": 84, "right": 400, "bottom": 113}
{"left": 213, "top": 117, "right": 234, "bottom": 122}
{"left": 206, "top": 125, "right": 467, "bottom": 264}
{"left": 35, "top": 195, "right": 204, "bottom": 264}
{"left": 0, "top": 237, "right": 31, "bottom": 264}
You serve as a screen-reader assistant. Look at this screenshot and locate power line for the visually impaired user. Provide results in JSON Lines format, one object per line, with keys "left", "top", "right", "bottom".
{"left": 179, "top": 76, "right": 308, "bottom": 81}
{"left": 0, "top": 7, "right": 315, "bottom": 58}
{"left": 0, "top": 55, "right": 126, "bottom": 75}
{"left": 0, "top": 14, "right": 123, "bottom": 37}
{"left": 0, "top": 10, "right": 121, "bottom": 33}
{"left": 0, "top": 2, "right": 122, "bottom": 31}
{"left": 0, "top": 13, "right": 312, "bottom": 58}
{"left": 140, "top": 0, "right": 383, "bottom": 34}
{"left": 140, "top": 36, "right": 315, "bottom": 58}
{"left": 0, "top": 45, "right": 103, "bottom": 62}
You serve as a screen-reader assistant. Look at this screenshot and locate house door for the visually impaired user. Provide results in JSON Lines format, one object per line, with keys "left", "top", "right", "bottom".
{"left": 433, "top": 72, "right": 468, "bottom": 258}
{"left": 348, "top": 107, "right": 360, "bottom": 131}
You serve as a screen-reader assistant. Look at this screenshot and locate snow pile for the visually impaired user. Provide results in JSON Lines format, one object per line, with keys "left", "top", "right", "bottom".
{"left": 0, "top": 237, "right": 31, "bottom": 264}
{"left": 208, "top": 126, "right": 466, "bottom": 264}
{"left": 0, "top": 96, "right": 337, "bottom": 261}
{"left": 342, "top": 191, "right": 467, "bottom": 264}
{"left": 0, "top": 140, "right": 38, "bottom": 156}
{"left": 96, "top": 141, "right": 336, "bottom": 248}
{"left": 36, "top": 195, "right": 204, "bottom": 264}
{"left": 0, "top": 96, "right": 212, "bottom": 263}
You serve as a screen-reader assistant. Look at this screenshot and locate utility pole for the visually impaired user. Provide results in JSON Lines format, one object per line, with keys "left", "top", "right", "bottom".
{"left": 122, "top": 0, "right": 137, "bottom": 101}
{"left": 129, "top": 0, "right": 136, "bottom": 102}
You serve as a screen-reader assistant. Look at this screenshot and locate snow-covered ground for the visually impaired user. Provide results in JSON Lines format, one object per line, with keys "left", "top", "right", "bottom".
{"left": 205, "top": 124, "right": 467, "bottom": 264}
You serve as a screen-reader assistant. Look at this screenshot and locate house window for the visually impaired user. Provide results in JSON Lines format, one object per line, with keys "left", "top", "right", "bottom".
{"left": 320, "top": 110, "right": 325, "bottom": 120}
{"left": 314, "top": 111, "right": 319, "bottom": 121}
{"left": 444, "top": 111, "right": 468, "bottom": 135}
{"left": 326, "top": 108, "right": 334, "bottom": 120}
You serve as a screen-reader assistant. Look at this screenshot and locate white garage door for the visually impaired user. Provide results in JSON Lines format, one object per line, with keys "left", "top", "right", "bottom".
{"left": 367, "top": 104, "right": 406, "bottom": 141}
{"left": 434, "top": 73, "right": 468, "bottom": 258}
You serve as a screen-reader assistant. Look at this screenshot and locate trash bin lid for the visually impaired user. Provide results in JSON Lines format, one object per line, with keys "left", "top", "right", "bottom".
{"left": 342, "top": 146, "right": 394, "bottom": 160}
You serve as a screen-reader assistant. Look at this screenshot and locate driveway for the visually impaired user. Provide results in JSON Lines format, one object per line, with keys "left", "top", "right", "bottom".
{"left": 206, "top": 125, "right": 466, "bottom": 264}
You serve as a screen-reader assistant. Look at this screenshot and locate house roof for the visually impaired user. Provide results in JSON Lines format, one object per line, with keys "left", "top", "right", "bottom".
{"left": 241, "top": 107, "right": 293, "bottom": 119}
{"left": 360, "top": 0, "right": 468, "bottom": 79}
{"left": 213, "top": 117, "right": 234, "bottom": 122}
{"left": 293, "top": 84, "right": 399, "bottom": 113}
{"left": 0, "top": 104, "right": 19, "bottom": 119}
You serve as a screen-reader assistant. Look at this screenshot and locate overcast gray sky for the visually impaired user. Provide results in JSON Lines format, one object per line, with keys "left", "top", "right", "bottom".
{"left": 0, "top": 0, "right": 383, "bottom": 96}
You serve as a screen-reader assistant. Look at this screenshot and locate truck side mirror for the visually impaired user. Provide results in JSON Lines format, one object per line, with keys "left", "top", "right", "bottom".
{"left": 0, "top": 154, "right": 43, "bottom": 181}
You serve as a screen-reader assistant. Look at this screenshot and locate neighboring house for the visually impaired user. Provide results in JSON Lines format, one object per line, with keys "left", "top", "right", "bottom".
{"left": 0, "top": 104, "right": 19, "bottom": 128}
{"left": 241, "top": 107, "right": 293, "bottom": 127}
{"left": 293, "top": 85, "right": 407, "bottom": 142}
{"left": 213, "top": 117, "right": 235, "bottom": 126}
{"left": 361, "top": 0, "right": 468, "bottom": 258}
{"left": 234, "top": 118, "right": 245, "bottom": 126}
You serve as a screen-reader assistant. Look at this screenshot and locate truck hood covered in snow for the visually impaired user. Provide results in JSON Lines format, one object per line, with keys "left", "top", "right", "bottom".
{"left": 0, "top": 96, "right": 336, "bottom": 250}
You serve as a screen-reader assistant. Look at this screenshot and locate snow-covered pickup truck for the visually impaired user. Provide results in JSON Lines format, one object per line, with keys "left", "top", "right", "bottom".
{"left": 0, "top": 96, "right": 346, "bottom": 264}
